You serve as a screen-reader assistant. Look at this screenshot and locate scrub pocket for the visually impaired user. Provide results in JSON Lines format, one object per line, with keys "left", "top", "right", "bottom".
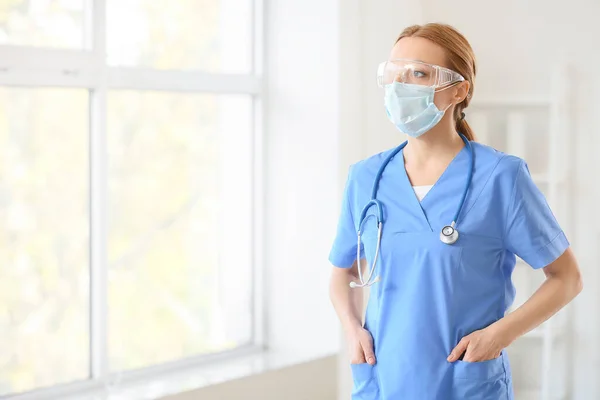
{"left": 452, "top": 353, "right": 509, "bottom": 399}
{"left": 350, "top": 363, "right": 379, "bottom": 399}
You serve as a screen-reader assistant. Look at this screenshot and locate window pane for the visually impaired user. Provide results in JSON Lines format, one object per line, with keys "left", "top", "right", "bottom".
{"left": 0, "top": 88, "right": 89, "bottom": 395}
{"left": 106, "top": 0, "right": 252, "bottom": 73}
{"left": 107, "top": 91, "right": 253, "bottom": 372}
{"left": 0, "top": 0, "right": 86, "bottom": 49}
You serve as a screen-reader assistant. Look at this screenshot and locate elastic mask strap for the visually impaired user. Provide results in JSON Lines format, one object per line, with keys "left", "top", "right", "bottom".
{"left": 432, "top": 81, "right": 463, "bottom": 113}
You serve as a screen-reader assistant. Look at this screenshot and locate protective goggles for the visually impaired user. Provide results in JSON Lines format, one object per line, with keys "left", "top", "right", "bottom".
{"left": 377, "top": 59, "right": 465, "bottom": 89}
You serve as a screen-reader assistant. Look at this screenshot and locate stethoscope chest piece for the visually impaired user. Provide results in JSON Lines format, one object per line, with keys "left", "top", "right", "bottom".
{"left": 440, "top": 225, "right": 459, "bottom": 245}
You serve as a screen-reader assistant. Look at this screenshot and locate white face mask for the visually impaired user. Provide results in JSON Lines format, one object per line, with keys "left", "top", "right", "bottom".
{"left": 384, "top": 81, "right": 451, "bottom": 137}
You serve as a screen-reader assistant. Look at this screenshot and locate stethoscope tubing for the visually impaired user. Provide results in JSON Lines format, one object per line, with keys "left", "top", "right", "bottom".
{"left": 350, "top": 133, "right": 473, "bottom": 288}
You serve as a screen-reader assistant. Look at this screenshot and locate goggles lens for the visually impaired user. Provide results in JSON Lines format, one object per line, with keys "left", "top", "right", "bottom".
{"left": 377, "top": 59, "right": 464, "bottom": 88}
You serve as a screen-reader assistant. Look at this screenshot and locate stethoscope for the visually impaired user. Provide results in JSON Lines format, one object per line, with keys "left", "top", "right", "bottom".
{"left": 349, "top": 133, "right": 474, "bottom": 288}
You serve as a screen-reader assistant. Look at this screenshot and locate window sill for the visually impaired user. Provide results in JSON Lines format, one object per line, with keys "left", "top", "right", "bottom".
{"left": 107, "top": 347, "right": 336, "bottom": 400}
{"left": 11, "top": 347, "right": 337, "bottom": 400}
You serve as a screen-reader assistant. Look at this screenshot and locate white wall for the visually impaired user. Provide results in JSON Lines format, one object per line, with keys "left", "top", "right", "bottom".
{"left": 336, "top": 0, "right": 600, "bottom": 399}
{"left": 263, "top": 0, "right": 341, "bottom": 360}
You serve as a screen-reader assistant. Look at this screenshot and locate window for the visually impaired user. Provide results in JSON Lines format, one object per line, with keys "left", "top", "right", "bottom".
{"left": 0, "top": 0, "right": 261, "bottom": 397}
{"left": 106, "top": 0, "right": 252, "bottom": 72}
{"left": 0, "top": 87, "right": 89, "bottom": 395}
{"left": 107, "top": 92, "right": 254, "bottom": 372}
{"left": 0, "top": 1, "right": 87, "bottom": 49}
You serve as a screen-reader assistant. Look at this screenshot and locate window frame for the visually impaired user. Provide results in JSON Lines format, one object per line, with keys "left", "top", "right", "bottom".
{"left": 1, "top": 0, "right": 265, "bottom": 398}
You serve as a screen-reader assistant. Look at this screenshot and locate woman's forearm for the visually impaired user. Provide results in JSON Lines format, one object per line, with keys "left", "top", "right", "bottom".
{"left": 329, "top": 262, "right": 365, "bottom": 333}
{"left": 490, "top": 249, "right": 582, "bottom": 346}
{"left": 492, "top": 275, "right": 579, "bottom": 342}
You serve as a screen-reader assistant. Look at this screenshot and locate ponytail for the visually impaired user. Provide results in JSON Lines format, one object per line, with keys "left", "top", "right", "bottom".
{"left": 454, "top": 103, "right": 475, "bottom": 141}
{"left": 457, "top": 117, "right": 476, "bottom": 141}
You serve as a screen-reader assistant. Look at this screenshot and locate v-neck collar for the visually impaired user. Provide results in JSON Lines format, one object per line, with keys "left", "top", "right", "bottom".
{"left": 398, "top": 145, "right": 467, "bottom": 232}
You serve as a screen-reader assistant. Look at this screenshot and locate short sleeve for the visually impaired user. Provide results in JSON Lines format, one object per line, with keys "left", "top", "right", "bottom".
{"left": 328, "top": 166, "right": 364, "bottom": 268}
{"left": 504, "top": 160, "right": 570, "bottom": 269}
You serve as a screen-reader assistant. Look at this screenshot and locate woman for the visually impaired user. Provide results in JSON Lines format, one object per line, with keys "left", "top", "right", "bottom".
{"left": 328, "top": 23, "right": 583, "bottom": 400}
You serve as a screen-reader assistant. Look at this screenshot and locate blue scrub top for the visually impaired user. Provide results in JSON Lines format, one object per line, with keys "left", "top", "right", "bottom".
{"left": 329, "top": 142, "right": 569, "bottom": 400}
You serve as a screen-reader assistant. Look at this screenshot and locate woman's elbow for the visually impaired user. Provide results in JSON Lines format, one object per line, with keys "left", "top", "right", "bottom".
{"left": 572, "top": 268, "right": 583, "bottom": 296}
{"left": 567, "top": 253, "right": 583, "bottom": 296}
{"left": 544, "top": 248, "right": 583, "bottom": 298}
{"left": 563, "top": 258, "right": 583, "bottom": 298}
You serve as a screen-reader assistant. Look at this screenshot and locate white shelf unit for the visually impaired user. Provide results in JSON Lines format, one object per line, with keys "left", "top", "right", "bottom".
{"left": 468, "top": 65, "right": 573, "bottom": 400}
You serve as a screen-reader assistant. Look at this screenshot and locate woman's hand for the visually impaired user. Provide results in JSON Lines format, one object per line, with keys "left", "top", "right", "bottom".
{"left": 347, "top": 326, "right": 376, "bottom": 365}
{"left": 447, "top": 327, "right": 508, "bottom": 363}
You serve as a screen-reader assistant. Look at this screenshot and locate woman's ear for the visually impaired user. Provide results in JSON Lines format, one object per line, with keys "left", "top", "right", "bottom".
{"left": 454, "top": 81, "right": 470, "bottom": 104}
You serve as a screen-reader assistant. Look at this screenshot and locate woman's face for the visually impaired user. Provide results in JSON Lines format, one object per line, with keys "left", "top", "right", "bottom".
{"left": 389, "top": 37, "right": 466, "bottom": 112}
